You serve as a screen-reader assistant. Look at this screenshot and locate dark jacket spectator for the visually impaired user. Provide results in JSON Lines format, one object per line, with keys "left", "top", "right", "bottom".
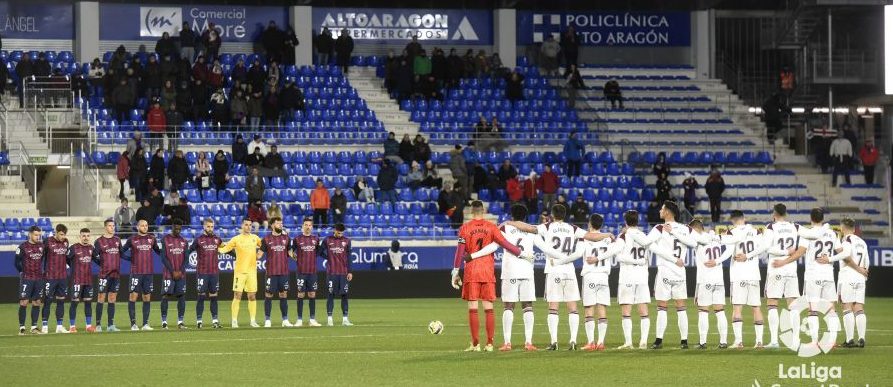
{"left": 655, "top": 173, "right": 673, "bottom": 203}
{"left": 261, "top": 22, "right": 285, "bottom": 62}
{"left": 505, "top": 71, "right": 525, "bottom": 101}
{"left": 212, "top": 150, "right": 229, "bottom": 192}
{"left": 247, "top": 60, "right": 266, "bottom": 93}
{"left": 179, "top": 24, "right": 197, "bottom": 48}
{"left": 396, "top": 58, "right": 413, "bottom": 100}
{"left": 246, "top": 147, "right": 265, "bottom": 168}
{"left": 167, "top": 151, "right": 190, "bottom": 189}
{"left": 448, "top": 146, "right": 468, "bottom": 189}
{"left": 316, "top": 28, "right": 334, "bottom": 59}
{"left": 681, "top": 173, "right": 699, "bottom": 216}
{"left": 192, "top": 56, "right": 210, "bottom": 83}
{"left": 560, "top": 27, "right": 581, "bottom": 66}
{"left": 570, "top": 196, "right": 590, "bottom": 227}
{"left": 497, "top": 160, "right": 517, "bottom": 187}
{"left": 405, "top": 37, "right": 422, "bottom": 58}
{"left": 653, "top": 152, "right": 670, "bottom": 177}
{"left": 413, "top": 135, "right": 432, "bottom": 164}
{"left": 33, "top": 54, "right": 51, "bottom": 77}
{"left": 331, "top": 189, "right": 348, "bottom": 222}
{"left": 264, "top": 146, "right": 285, "bottom": 170}
{"left": 431, "top": 48, "right": 448, "bottom": 82}
{"left": 447, "top": 49, "right": 464, "bottom": 86}
{"left": 246, "top": 168, "right": 265, "bottom": 203}
{"left": 437, "top": 184, "right": 454, "bottom": 215}
{"left": 263, "top": 86, "right": 281, "bottom": 124}
{"left": 705, "top": 170, "right": 726, "bottom": 223}
{"left": 377, "top": 161, "right": 398, "bottom": 191}
{"left": 398, "top": 134, "right": 414, "bottom": 164}
{"left": 603, "top": 79, "right": 624, "bottom": 109}
{"left": 149, "top": 149, "right": 166, "bottom": 190}
{"left": 135, "top": 200, "right": 155, "bottom": 226}
{"left": 334, "top": 29, "right": 354, "bottom": 72}
{"left": 154, "top": 33, "right": 178, "bottom": 60}
{"left": 279, "top": 81, "right": 304, "bottom": 112}
{"left": 383, "top": 132, "right": 401, "bottom": 163}
{"left": 232, "top": 135, "right": 248, "bottom": 164}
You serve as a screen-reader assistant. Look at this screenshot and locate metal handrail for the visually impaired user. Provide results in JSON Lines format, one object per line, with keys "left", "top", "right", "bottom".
{"left": 16, "top": 141, "right": 37, "bottom": 205}
{"left": 0, "top": 99, "right": 7, "bottom": 151}
{"left": 74, "top": 142, "right": 101, "bottom": 214}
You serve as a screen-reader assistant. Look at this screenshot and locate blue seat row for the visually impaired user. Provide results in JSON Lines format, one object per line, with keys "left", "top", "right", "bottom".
{"left": 629, "top": 151, "right": 773, "bottom": 166}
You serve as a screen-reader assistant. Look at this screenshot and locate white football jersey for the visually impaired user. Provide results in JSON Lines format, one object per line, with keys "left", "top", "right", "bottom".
{"left": 763, "top": 221, "right": 807, "bottom": 277}
{"left": 577, "top": 238, "right": 617, "bottom": 276}
{"left": 695, "top": 233, "right": 731, "bottom": 285}
{"left": 499, "top": 224, "right": 535, "bottom": 280}
{"left": 616, "top": 228, "right": 653, "bottom": 285}
{"left": 801, "top": 224, "right": 840, "bottom": 282}
{"left": 838, "top": 234, "right": 869, "bottom": 283}
{"left": 538, "top": 221, "right": 587, "bottom": 276}
{"left": 648, "top": 222, "right": 694, "bottom": 281}
{"left": 725, "top": 225, "right": 762, "bottom": 282}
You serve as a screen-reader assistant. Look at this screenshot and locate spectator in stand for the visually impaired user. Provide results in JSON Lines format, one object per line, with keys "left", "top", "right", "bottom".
{"left": 148, "top": 148, "right": 166, "bottom": 191}
{"left": 161, "top": 54, "right": 177, "bottom": 84}
{"left": 114, "top": 198, "right": 136, "bottom": 236}
{"left": 560, "top": 26, "right": 580, "bottom": 66}
{"left": 538, "top": 165, "right": 559, "bottom": 211}
{"left": 267, "top": 59, "right": 281, "bottom": 90}
{"left": 135, "top": 200, "right": 155, "bottom": 231}
{"left": 540, "top": 34, "right": 561, "bottom": 76}
{"left": 202, "top": 26, "right": 221, "bottom": 60}
{"left": 195, "top": 151, "right": 211, "bottom": 198}
{"left": 653, "top": 152, "right": 669, "bottom": 178}
{"left": 562, "top": 132, "right": 584, "bottom": 177}
{"left": 565, "top": 64, "right": 585, "bottom": 109}
{"left": 449, "top": 184, "right": 466, "bottom": 228}
{"left": 232, "top": 134, "right": 248, "bottom": 165}
{"left": 705, "top": 168, "right": 726, "bottom": 223}
{"left": 472, "top": 162, "right": 488, "bottom": 194}
{"left": 646, "top": 200, "right": 662, "bottom": 226}
{"left": 483, "top": 117, "right": 506, "bottom": 151}
{"left": 264, "top": 145, "right": 286, "bottom": 177}
{"left": 230, "top": 90, "right": 248, "bottom": 130}
{"left": 191, "top": 79, "right": 209, "bottom": 121}
{"left": 209, "top": 88, "right": 227, "bottom": 126}
{"left": 279, "top": 79, "right": 304, "bottom": 119}
{"left": 163, "top": 198, "right": 190, "bottom": 227}
{"left": 14, "top": 53, "right": 32, "bottom": 107}
{"left": 387, "top": 241, "right": 404, "bottom": 271}
{"left": 506, "top": 172, "right": 523, "bottom": 208}
{"left": 261, "top": 21, "right": 285, "bottom": 63}
{"left": 126, "top": 132, "right": 143, "bottom": 159}
{"left": 447, "top": 48, "right": 464, "bottom": 88}
{"left": 603, "top": 78, "right": 624, "bottom": 109}
{"left": 859, "top": 138, "right": 879, "bottom": 185}
{"left": 250, "top": 135, "right": 268, "bottom": 155}
{"left": 377, "top": 159, "right": 399, "bottom": 205}
{"left": 681, "top": 172, "right": 699, "bottom": 217}
{"left": 116, "top": 152, "right": 130, "bottom": 200}
{"left": 112, "top": 78, "right": 135, "bottom": 123}
{"left": 129, "top": 148, "right": 148, "bottom": 203}
{"left": 555, "top": 193, "right": 569, "bottom": 210}
{"left": 331, "top": 188, "right": 347, "bottom": 225}
{"left": 490, "top": 53, "right": 505, "bottom": 77}
{"left": 158, "top": 77, "right": 176, "bottom": 108}
{"left": 210, "top": 60, "right": 226, "bottom": 93}
{"left": 474, "top": 50, "right": 490, "bottom": 78}
{"left": 413, "top": 75, "right": 443, "bottom": 101}
{"left": 144, "top": 56, "right": 163, "bottom": 100}
{"left": 405, "top": 36, "right": 423, "bottom": 59}
{"left": 192, "top": 56, "right": 210, "bottom": 83}
{"left": 167, "top": 150, "right": 189, "bottom": 192}
{"left": 437, "top": 182, "right": 454, "bottom": 216}
{"left": 655, "top": 172, "right": 673, "bottom": 203}
{"left": 384, "top": 50, "right": 400, "bottom": 94}
{"left": 414, "top": 49, "right": 432, "bottom": 78}
{"left": 830, "top": 131, "right": 854, "bottom": 187}
{"left": 263, "top": 85, "right": 281, "bottom": 126}
{"left": 155, "top": 32, "right": 177, "bottom": 61}
{"left": 353, "top": 176, "right": 375, "bottom": 203}
{"left": 179, "top": 23, "right": 197, "bottom": 64}
{"left": 87, "top": 58, "right": 105, "bottom": 95}
{"left": 406, "top": 162, "right": 424, "bottom": 190}
{"left": 396, "top": 55, "right": 414, "bottom": 101}
{"left": 335, "top": 28, "right": 354, "bottom": 74}
{"left": 398, "top": 134, "right": 414, "bottom": 164}
{"left": 522, "top": 172, "right": 539, "bottom": 215}
{"left": 165, "top": 102, "right": 182, "bottom": 148}
{"left": 247, "top": 200, "right": 269, "bottom": 231}
{"left": 448, "top": 145, "right": 468, "bottom": 195}
{"left": 108, "top": 45, "right": 127, "bottom": 71}
{"left": 505, "top": 70, "right": 525, "bottom": 102}
{"left": 246, "top": 146, "right": 265, "bottom": 168}
{"left": 212, "top": 150, "right": 229, "bottom": 199}
{"left": 317, "top": 27, "right": 334, "bottom": 65}
{"left": 311, "top": 179, "right": 330, "bottom": 226}
{"left": 383, "top": 132, "right": 402, "bottom": 164}
{"left": 147, "top": 187, "right": 164, "bottom": 220}
{"left": 283, "top": 27, "right": 299, "bottom": 66}
{"left": 497, "top": 159, "right": 517, "bottom": 189}
{"left": 146, "top": 101, "right": 167, "bottom": 149}
{"left": 431, "top": 48, "right": 447, "bottom": 88}
{"left": 231, "top": 58, "right": 248, "bottom": 84}
{"left": 246, "top": 90, "right": 262, "bottom": 131}
{"left": 246, "top": 167, "right": 265, "bottom": 204}
{"left": 474, "top": 116, "right": 489, "bottom": 146}
{"left": 33, "top": 52, "right": 51, "bottom": 77}
{"left": 267, "top": 200, "right": 283, "bottom": 220}
{"left": 571, "top": 194, "right": 590, "bottom": 227}
{"left": 421, "top": 160, "right": 443, "bottom": 188}
{"left": 413, "top": 134, "right": 432, "bottom": 164}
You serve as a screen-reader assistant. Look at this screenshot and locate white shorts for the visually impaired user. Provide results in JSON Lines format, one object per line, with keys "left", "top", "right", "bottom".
{"left": 765, "top": 275, "right": 800, "bottom": 299}
{"left": 501, "top": 278, "right": 536, "bottom": 303}
{"left": 617, "top": 283, "right": 650, "bottom": 305}
{"left": 695, "top": 283, "right": 726, "bottom": 307}
{"left": 730, "top": 280, "right": 761, "bottom": 307}
{"left": 837, "top": 281, "right": 866, "bottom": 304}
{"left": 581, "top": 273, "right": 611, "bottom": 307}
{"left": 804, "top": 279, "right": 837, "bottom": 303}
{"left": 544, "top": 273, "right": 580, "bottom": 303}
{"left": 654, "top": 274, "right": 688, "bottom": 301}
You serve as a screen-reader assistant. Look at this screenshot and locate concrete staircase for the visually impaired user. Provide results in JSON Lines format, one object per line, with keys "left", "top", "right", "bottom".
{"left": 0, "top": 175, "right": 39, "bottom": 217}
{"left": 50, "top": 216, "right": 110, "bottom": 238}
{"left": 4, "top": 110, "right": 49, "bottom": 164}
{"left": 347, "top": 67, "right": 419, "bottom": 137}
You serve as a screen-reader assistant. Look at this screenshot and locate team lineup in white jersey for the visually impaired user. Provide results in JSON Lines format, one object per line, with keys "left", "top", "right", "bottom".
{"left": 462, "top": 201, "right": 870, "bottom": 352}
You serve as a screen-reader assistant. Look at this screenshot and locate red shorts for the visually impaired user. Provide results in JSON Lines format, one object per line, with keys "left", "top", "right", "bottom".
{"left": 462, "top": 282, "right": 496, "bottom": 301}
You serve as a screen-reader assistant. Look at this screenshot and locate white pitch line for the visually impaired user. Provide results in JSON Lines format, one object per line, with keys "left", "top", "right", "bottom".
{"left": 0, "top": 333, "right": 426, "bottom": 349}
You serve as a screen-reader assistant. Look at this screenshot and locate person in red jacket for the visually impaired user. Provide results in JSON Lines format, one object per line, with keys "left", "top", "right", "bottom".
{"left": 146, "top": 101, "right": 166, "bottom": 150}
{"left": 247, "top": 200, "right": 268, "bottom": 231}
{"left": 506, "top": 172, "right": 522, "bottom": 210}
{"left": 538, "top": 165, "right": 559, "bottom": 211}
{"left": 859, "top": 139, "right": 880, "bottom": 185}
{"left": 522, "top": 171, "right": 538, "bottom": 215}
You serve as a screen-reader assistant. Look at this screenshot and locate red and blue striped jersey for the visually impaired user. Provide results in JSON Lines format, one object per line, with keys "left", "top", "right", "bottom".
{"left": 93, "top": 236, "right": 123, "bottom": 278}
{"left": 292, "top": 234, "right": 320, "bottom": 274}
{"left": 160, "top": 234, "right": 189, "bottom": 279}
{"left": 191, "top": 234, "right": 222, "bottom": 275}
{"left": 67, "top": 244, "right": 94, "bottom": 285}
{"left": 15, "top": 241, "right": 44, "bottom": 280}
{"left": 43, "top": 237, "right": 70, "bottom": 280}
{"left": 123, "top": 233, "right": 160, "bottom": 275}
{"left": 261, "top": 233, "right": 291, "bottom": 276}
{"left": 321, "top": 236, "right": 351, "bottom": 275}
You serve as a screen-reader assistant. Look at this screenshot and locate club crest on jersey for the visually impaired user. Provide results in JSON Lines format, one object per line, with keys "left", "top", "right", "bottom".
{"left": 588, "top": 283, "right": 596, "bottom": 289}
{"left": 554, "top": 277, "right": 561, "bottom": 283}
{"left": 510, "top": 279, "right": 516, "bottom": 284}
{"left": 704, "top": 284, "right": 713, "bottom": 290}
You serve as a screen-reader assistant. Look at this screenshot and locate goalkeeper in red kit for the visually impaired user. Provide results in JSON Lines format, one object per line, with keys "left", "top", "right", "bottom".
{"left": 452, "top": 201, "right": 532, "bottom": 352}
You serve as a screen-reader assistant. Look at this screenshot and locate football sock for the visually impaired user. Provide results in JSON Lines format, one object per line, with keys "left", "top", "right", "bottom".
{"left": 677, "top": 308, "right": 688, "bottom": 341}
{"left": 584, "top": 316, "right": 595, "bottom": 344}
{"left": 341, "top": 296, "right": 349, "bottom": 317}
{"left": 95, "top": 303, "right": 104, "bottom": 326}
{"left": 855, "top": 311, "right": 866, "bottom": 340}
{"left": 279, "top": 298, "right": 288, "bottom": 320}
{"left": 547, "top": 309, "right": 559, "bottom": 344}
{"left": 177, "top": 296, "right": 185, "bottom": 322}
{"left": 296, "top": 298, "right": 304, "bottom": 320}
{"left": 326, "top": 294, "right": 335, "bottom": 317}
{"left": 30, "top": 304, "right": 40, "bottom": 326}
{"left": 698, "top": 310, "right": 709, "bottom": 344}
{"left": 621, "top": 316, "right": 632, "bottom": 345}
{"left": 264, "top": 299, "right": 272, "bottom": 320}
{"left": 468, "top": 309, "right": 480, "bottom": 346}
{"left": 597, "top": 318, "right": 607, "bottom": 345}
{"left": 247, "top": 300, "right": 257, "bottom": 322}
{"left": 128, "top": 301, "right": 136, "bottom": 325}
{"left": 161, "top": 298, "right": 169, "bottom": 322}
{"left": 108, "top": 303, "right": 115, "bottom": 325}
{"left": 69, "top": 302, "right": 78, "bottom": 326}
{"left": 84, "top": 301, "right": 92, "bottom": 326}
{"left": 55, "top": 300, "right": 64, "bottom": 325}
{"left": 807, "top": 314, "right": 819, "bottom": 342}
{"left": 308, "top": 299, "right": 316, "bottom": 319}
{"left": 196, "top": 296, "right": 205, "bottom": 321}
{"left": 826, "top": 311, "right": 839, "bottom": 332}
{"left": 18, "top": 305, "right": 26, "bottom": 326}
{"left": 791, "top": 312, "right": 801, "bottom": 343}
{"left": 209, "top": 296, "right": 219, "bottom": 320}
{"left": 502, "top": 309, "right": 514, "bottom": 345}
{"left": 522, "top": 308, "right": 534, "bottom": 344}
{"left": 842, "top": 311, "right": 854, "bottom": 342}
{"left": 655, "top": 307, "right": 667, "bottom": 340}
{"left": 716, "top": 310, "right": 728, "bottom": 344}
{"left": 754, "top": 320, "right": 764, "bottom": 344}
{"left": 484, "top": 309, "right": 495, "bottom": 345}
{"left": 142, "top": 301, "right": 151, "bottom": 326}
{"left": 767, "top": 306, "right": 779, "bottom": 343}
{"left": 41, "top": 302, "right": 50, "bottom": 325}
{"left": 568, "top": 312, "right": 579, "bottom": 344}
{"left": 639, "top": 316, "right": 650, "bottom": 345}
{"left": 732, "top": 319, "right": 743, "bottom": 343}
{"left": 231, "top": 298, "right": 241, "bottom": 321}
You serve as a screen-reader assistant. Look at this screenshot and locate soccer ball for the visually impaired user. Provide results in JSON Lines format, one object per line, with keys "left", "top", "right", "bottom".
{"left": 428, "top": 320, "right": 444, "bottom": 335}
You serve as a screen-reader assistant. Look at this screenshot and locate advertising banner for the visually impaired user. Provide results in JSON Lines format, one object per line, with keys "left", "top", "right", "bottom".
{"left": 517, "top": 10, "right": 690, "bottom": 46}
{"left": 0, "top": 1, "right": 73, "bottom": 40}
{"left": 312, "top": 7, "right": 492, "bottom": 45}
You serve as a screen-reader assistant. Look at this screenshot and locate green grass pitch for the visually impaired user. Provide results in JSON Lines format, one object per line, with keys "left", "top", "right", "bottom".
{"left": 0, "top": 298, "right": 888, "bottom": 386}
